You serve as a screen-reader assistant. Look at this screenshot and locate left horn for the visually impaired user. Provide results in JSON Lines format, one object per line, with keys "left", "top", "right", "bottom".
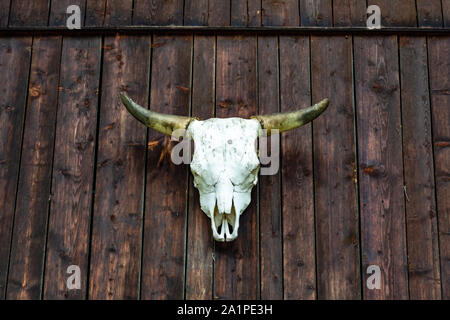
{"left": 120, "top": 92, "right": 196, "bottom": 135}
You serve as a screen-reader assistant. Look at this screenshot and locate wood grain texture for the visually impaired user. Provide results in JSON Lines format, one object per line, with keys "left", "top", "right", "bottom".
{"left": 354, "top": 36, "right": 408, "bottom": 299}
{"left": 399, "top": 36, "right": 441, "bottom": 300}
{"left": 428, "top": 36, "right": 450, "bottom": 299}
{"left": 416, "top": 0, "right": 443, "bottom": 28}
{"left": 185, "top": 35, "right": 215, "bottom": 300}
{"left": 444, "top": 0, "right": 450, "bottom": 28}
{"left": 0, "top": 0, "right": 11, "bottom": 26}
{"left": 333, "top": 0, "right": 366, "bottom": 26}
{"left": 9, "top": 0, "right": 49, "bottom": 26}
{"left": 258, "top": 35, "right": 283, "bottom": 300}
{"left": 0, "top": 37, "right": 32, "bottom": 299}
{"left": 367, "top": 0, "right": 417, "bottom": 27}
{"left": 184, "top": 0, "right": 209, "bottom": 26}
{"left": 231, "top": 0, "right": 261, "bottom": 26}
{"left": 311, "top": 36, "right": 360, "bottom": 299}
{"left": 140, "top": 35, "right": 192, "bottom": 300}
{"left": 134, "top": 0, "right": 184, "bottom": 25}
{"left": 214, "top": 35, "right": 258, "bottom": 299}
{"left": 6, "top": 36, "right": 62, "bottom": 300}
{"left": 279, "top": 36, "right": 316, "bottom": 300}
{"left": 300, "top": 0, "right": 332, "bottom": 26}
{"left": 49, "top": 0, "right": 86, "bottom": 27}
{"left": 261, "top": 0, "right": 299, "bottom": 26}
{"left": 104, "top": 0, "right": 133, "bottom": 26}
{"left": 208, "top": 0, "right": 231, "bottom": 26}
{"left": 43, "top": 37, "right": 101, "bottom": 300}
{"left": 88, "top": 35, "right": 150, "bottom": 299}
{"left": 85, "top": 0, "right": 106, "bottom": 26}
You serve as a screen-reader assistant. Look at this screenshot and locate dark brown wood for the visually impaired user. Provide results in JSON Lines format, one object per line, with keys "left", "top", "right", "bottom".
{"left": 185, "top": 35, "right": 215, "bottom": 300}
{"left": 6, "top": 36, "right": 62, "bottom": 300}
{"left": 140, "top": 35, "right": 192, "bottom": 300}
{"left": 354, "top": 36, "right": 408, "bottom": 299}
{"left": 88, "top": 35, "right": 150, "bottom": 299}
{"left": 231, "top": 0, "right": 261, "bottom": 26}
{"left": 9, "top": 0, "right": 49, "bottom": 26}
{"left": 333, "top": 0, "right": 366, "bottom": 27}
{"left": 49, "top": 0, "right": 86, "bottom": 27}
{"left": 104, "top": 0, "right": 133, "bottom": 26}
{"left": 443, "top": 0, "right": 450, "bottom": 28}
{"left": 0, "top": 0, "right": 10, "bottom": 26}
{"left": 85, "top": 0, "right": 106, "bottom": 27}
{"left": 258, "top": 35, "right": 283, "bottom": 300}
{"left": 261, "top": 0, "right": 299, "bottom": 26}
{"left": 184, "top": 0, "right": 209, "bottom": 26}
{"left": 300, "top": 0, "right": 332, "bottom": 26}
{"left": 428, "top": 36, "right": 450, "bottom": 299}
{"left": 416, "top": 0, "right": 443, "bottom": 28}
{"left": 133, "top": 0, "right": 184, "bottom": 25}
{"left": 279, "top": 36, "right": 316, "bottom": 300}
{"left": 367, "top": 0, "right": 417, "bottom": 27}
{"left": 311, "top": 36, "right": 360, "bottom": 299}
{"left": 214, "top": 35, "right": 258, "bottom": 299}
{"left": 43, "top": 36, "right": 101, "bottom": 300}
{"left": 208, "top": 0, "right": 231, "bottom": 26}
{"left": 0, "top": 36, "right": 32, "bottom": 299}
{"left": 399, "top": 36, "right": 441, "bottom": 300}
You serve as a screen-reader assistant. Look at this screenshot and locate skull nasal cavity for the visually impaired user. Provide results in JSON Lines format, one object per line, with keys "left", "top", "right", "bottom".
{"left": 215, "top": 178, "right": 233, "bottom": 214}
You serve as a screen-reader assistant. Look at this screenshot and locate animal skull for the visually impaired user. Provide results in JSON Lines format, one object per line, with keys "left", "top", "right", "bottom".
{"left": 120, "top": 93, "right": 329, "bottom": 242}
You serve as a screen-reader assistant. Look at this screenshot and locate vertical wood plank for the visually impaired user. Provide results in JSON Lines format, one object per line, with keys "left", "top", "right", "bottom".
{"left": 0, "top": 0, "right": 11, "bottom": 26}
{"left": 428, "top": 36, "right": 450, "bottom": 299}
{"left": 0, "top": 37, "right": 32, "bottom": 299}
{"left": 184, "top": 0, "right": 209, "bottom": 26}
{"left": 9, "top": 0, "right": 49, "bottom": 26}
{"left": 140, "top": 35, "right": 192, "bottom": 300}
{"left": 133, "top": 0, "right": 184, "bottom": 25}
{"left": 43, "top": 37, "right": 101, "bottom": 300}
{"left": 85, "top": 0, "right": 106, "bottom": 27}
{"left": 208, "top": 0, "right": 231, "bottom": 26}
{"left": 88, "top": 35, "right": 150, "bottom": 299}
{"left": 6, "top": 36, "right": 62, "bottom": 300}
{"left": 416, "top": 0, "right": 443, "bottom": 28}
{"left": 333, "top": 0, "right": 366, "bottom": 26}
{"left": 185, "top": 35, "right": 215, "bottom": 300}
{"left": 104, "top": 0, "right": 133, "bottom": 26}
{"left": 261, "top": 0, "right": 299, "bottom": 26}
{"left": 299, "top": 0, "right": 333, "bottom": 26}
{"left": 311, "top": 36, "right": 360, "bottom": 299}
{"left": 258, "top": 35, "right": 283, "bottom": 300}
{"left": 367, "top": 0, "right": 417, "bottom": 27}
{"left": 279, "top": 36, "right": 316, "bottom": 300}
{"left": 354, "top": 36, "right": 409, "bottom": 299}
{"left": 444, "top": 0, "right": 450, "bottom": 27}
{"left": 49, "top": 0, "right": 86, "bottom": 27}
{"left": 214, "top": 35, "right": 258, "bottom": 299}
{"left": 231, "top": 0, "right": 261, "bottom": 26}
{"left": 399, "top": 36, "right": 441, "bottom": 300}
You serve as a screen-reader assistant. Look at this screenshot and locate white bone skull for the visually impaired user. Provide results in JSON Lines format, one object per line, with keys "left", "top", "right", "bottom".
{"left": 120, "top": 93, "right": 329, "bottom": 242}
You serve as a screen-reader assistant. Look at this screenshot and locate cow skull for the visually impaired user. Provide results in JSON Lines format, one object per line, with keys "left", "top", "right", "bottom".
{"left": 120, "top": 93, "right": 329, "bottom": 242}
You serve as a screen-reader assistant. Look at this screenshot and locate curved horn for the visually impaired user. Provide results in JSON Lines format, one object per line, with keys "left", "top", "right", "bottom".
{"left": 252, "top": 99, "right": 329, "bottom": 134}
{"left": 120, "top": 92, "right": 196, "bottom": 135}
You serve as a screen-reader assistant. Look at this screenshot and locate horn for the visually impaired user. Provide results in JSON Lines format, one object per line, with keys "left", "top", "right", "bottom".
{"left": 120, "top": 92, "right": 196, "bottom": 135}
{"left": 252, "top": 99, "right": 329, "bottom": 134}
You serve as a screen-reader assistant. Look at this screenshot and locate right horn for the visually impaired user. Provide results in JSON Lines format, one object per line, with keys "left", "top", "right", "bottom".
{"left": 252, "top": 99, "right": 329, "bottom": 134}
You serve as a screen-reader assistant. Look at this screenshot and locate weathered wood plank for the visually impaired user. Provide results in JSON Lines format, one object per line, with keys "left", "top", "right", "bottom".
{"left": 399, "top": 36, "right": 441, "bottom": 300}
{"left": 9, "top": 0, "right": 49, "bottom": 26}
{"left": 88, "top": 35, "right": 150, "bottom": 299}
{"left": 85, "top": 0, "right": 106, "bottom": 27}
{"left": 184, "top": 0, "right": 209, "bottom": 26}
{"left": 214, "top": 35, "right": 258, "bottom": 299}
{"left": 311, "top": 36, "right": 360, "bottom": 299}
{"left": 104, "top": 0, "right": 133, "bottom": 26}
{"left": 0, "top": 0, "right": 11, "bottom": 26}
{"left": 443, "top": 0, "right": 450, "bottom": 28}
{"left": 185, "top": 35, "right": 215, "bottom": 300}
{"left": 299, "top": 0, "right": 332, "bottom": 26}
{"left": 133, "top": 0, "right": 184, "bottom": 25}
{"left": 43, "top": 36, "right": 101, "bottom": 300}
{"left": 49, "top": 0, "right": 86, "bottom": 27}
{"left": 279, "top": 36, "right": 316, "bottom": 300}
{"left": 208, "top": 0, "right": 231, "bottom": 26}
{"left": 231, "top": 0, "right": 260, "bottom": 26}
{"left": 6, "top": 36, "right": 62, "bottom": 300}
{"left": 258, "top": 35, "right": 283, "bottom": 300}
{"left": 0, "top": 36, "right": 32, "bottom": 299}
{"left": 333, "top": 0, "right": 366, "bottom": 27}
{"left": 354, "top": 36, "right": 408, "bottom": 299}
{"left": 367, "top": 0, "right": 416, "bottom": 27}
{"left": 416, "top": 0, "right": 443, "bottom": 28}
{"left": 428, "top": 36, "right": 450, "bottom": 299}
{"left": 140, "top": 35, "right": 192, "bottom": 300}
{"left": 261, "top": 0, "right": 299, "bottom": 26}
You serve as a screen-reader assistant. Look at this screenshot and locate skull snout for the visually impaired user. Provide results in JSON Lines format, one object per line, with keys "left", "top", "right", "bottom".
{"left": 212, "top": 178, "right": 239, "bottom": 242}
